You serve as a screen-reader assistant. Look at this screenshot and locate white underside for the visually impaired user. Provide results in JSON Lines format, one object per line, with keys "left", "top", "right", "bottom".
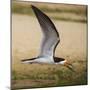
{"left": 36, "top": 57, "right": 54, "bottom": 64}
{"left": 22, "top": 56, "right": 66, "bottom": 65}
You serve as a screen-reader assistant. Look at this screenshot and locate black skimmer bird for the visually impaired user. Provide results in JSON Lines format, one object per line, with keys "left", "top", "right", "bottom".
{"left": 21, "top": 5, "right": 73, "bottom": 70}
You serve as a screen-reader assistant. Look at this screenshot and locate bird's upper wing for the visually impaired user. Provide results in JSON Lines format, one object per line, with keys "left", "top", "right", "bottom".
{"left": 31, "top": 5, "right": 60, "bottom": 57}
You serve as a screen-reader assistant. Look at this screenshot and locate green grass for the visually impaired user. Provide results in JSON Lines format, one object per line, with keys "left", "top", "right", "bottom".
{"left": 12, "top": 62, "right": 87, "bottom": 89}
{"left": 40, "top": 7, "right": 87, "bottom": 16}
{"left": 12, "top": 3, "right": 33, "bottom": 15}
{"left": 12, "top": 50, "right": 87, "bottom": 89}
{"left": 12, "top": 2, "right": 87, "bottom": 15}
{"left": 12, "top": 2, "right": 87, "bottom": 23}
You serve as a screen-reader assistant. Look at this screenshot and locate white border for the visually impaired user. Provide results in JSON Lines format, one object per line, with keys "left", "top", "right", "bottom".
{"left": 0, "top": 0, "right": 10, "bottom": 90}
{"left": 0, "top": 0, "right": 89, "bottom": 90}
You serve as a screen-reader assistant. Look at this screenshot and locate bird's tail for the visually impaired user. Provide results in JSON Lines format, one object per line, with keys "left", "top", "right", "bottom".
{"left": 21, "top": 57, "right": 38, "bottom": 64}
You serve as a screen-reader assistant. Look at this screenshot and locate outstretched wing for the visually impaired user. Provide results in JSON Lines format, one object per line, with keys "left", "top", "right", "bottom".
{"left": 31, "top": 5, "right": 60, "bottom": 57}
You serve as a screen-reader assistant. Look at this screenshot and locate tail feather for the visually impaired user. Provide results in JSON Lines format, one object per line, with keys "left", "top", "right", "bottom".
{"left": 21, "top": 57, "right": 37, "bottom": 64}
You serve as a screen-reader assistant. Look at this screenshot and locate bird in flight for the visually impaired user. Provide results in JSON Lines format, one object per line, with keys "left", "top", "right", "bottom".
{"left": 21, "top": 5, "right": 73, "bottom": 71}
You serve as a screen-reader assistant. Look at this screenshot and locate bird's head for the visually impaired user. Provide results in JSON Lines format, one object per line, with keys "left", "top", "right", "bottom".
{"left": 58, "top": 59, "right": 75, "bottom": 72}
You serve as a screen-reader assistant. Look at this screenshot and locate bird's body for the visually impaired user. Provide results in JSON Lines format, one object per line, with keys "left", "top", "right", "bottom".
{"left": 22, "top": 56, "right": 54, "bottom": 64}
{"left": 22, "top": 56, "right": 66, "bottom": 65}
{"left": 21, "top": 5, "right": 73, "bottom": 70}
